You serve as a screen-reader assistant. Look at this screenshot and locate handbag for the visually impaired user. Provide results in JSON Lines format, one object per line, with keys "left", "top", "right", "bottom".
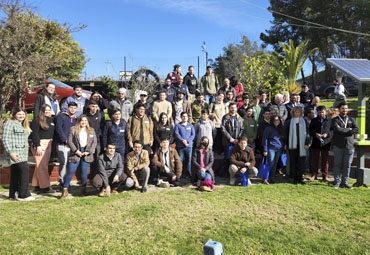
{"left": 226, "top": 145, "right": 234, "bottom": 159}
{"left": 257, "top": 156, "right": 270, "bottom": 180}
{"left": 240, "top": 172, "right": 249, "bottom": 186}
{"left": 281, "top": 152, "right": 287, "bottom": 167}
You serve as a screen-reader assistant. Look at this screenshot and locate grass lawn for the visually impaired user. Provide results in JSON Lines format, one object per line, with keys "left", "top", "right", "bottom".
{"left": 0, "top": 182, "right": 369, "bottom": 254}
{"left": 320, "top": 97, "right": 370, "bottom": 109}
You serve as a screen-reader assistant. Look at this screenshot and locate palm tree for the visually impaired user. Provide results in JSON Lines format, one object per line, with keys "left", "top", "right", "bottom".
{"left": 279, "top": 39, "right": 318, "bottom": 93}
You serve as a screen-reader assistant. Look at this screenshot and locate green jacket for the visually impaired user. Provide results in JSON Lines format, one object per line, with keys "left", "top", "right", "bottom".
{"left": 252, "top": 105, "right": 262, "bottom": 123}
{"left": 191, "top": 100, "right": 209, "bottom": 123}
{"left": 200, "top": 73, "right": 219, "bottom": 95}
{"left": 243, "top": 118, "right": 257, "bottom": 140}
{"left": 2, "top": 120, "right": 29, "bottom": 165}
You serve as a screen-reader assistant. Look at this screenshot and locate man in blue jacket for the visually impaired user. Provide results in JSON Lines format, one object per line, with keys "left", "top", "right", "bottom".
{"left": 61, "top": 85, "right": 87, "bottom": 117}
{"left": 174, "top": 112, "right": 195, "bottom": 177}
{"left": 55, "top": 102, "right": 77, "bottom": 186}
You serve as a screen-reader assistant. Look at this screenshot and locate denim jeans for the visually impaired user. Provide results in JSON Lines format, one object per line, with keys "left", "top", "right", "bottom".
{"left": 333, "top": 146, "right": 354, "bottom": 185}
{"left": 267, "top": 148, "right": 282, "bottom": 178}
{"left": 197, "top": 171, "right": 212, "bottom": 181}
{"left": 178, "top": 146, "right": 192, "bottom": 174}
{"left": 205, "top": 95, "right": 216, "bottom": 105}
{"left": 64, "top": 148, "right": 90, "bottom": 188}
{"left": 57, "top": 144, "right": 70, "bottom": 185}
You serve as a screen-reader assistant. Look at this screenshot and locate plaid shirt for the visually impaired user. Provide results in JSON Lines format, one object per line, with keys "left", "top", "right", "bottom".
{"left": 2, "top": 120, "right": 29, "bottom": 164}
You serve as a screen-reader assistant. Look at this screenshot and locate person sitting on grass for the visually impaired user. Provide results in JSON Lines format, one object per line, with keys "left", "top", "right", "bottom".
{"left": 126, "top": 140, "right": 150, "bottom": 193}
{"left": 92, "top": 143, "right": 134, "bottom": 197}
{"left": 229, "top": 136, "right": 258, "bottom": 186}
{"left": 151, "top": 136, "right": 182, "bottom": 187}
{"left": 192, "top": 136, "right": 215, "bottom": 191}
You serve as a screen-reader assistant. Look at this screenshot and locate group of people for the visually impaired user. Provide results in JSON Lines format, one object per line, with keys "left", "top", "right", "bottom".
{"left": 2, "top": 64, "right": 358, "bottom": 201}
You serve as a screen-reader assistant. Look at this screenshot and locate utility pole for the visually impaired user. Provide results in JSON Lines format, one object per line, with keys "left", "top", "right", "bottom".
{"left": 201, "top": 41, "right": 208, "bottom": 73}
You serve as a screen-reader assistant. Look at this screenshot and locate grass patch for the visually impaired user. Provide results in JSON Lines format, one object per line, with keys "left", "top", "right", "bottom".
{"left": 320, "top": 97, "right": 369, "bottom": 109}
{"left": 0, "top": 182, "right": 369, "bottom": 254}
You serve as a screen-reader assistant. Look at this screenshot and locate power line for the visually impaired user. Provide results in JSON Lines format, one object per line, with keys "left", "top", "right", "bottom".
{"left": 239, "top": 0, "right": 370, "bottom": 37}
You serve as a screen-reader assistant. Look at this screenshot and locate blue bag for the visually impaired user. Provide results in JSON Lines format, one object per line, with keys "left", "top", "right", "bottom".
{"left": 281, "top": 152, "right": 287, "bottom": 167}
{"left": 226, "top": 145, "right": 234, "bottom": 159}
{"left": 257, "top": 156, "right": 270, "bottom": 180}
{"left": 240, "top": 172, "right": 249, "bottom": 186}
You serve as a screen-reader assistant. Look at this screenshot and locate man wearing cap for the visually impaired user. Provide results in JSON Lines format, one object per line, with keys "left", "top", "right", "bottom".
{"left": 183, "top": 65, "right": 198, "bottom": 102}
{"left": 152, "top": 90, "right": 173, "bottom": 124}
{"left": 172, "top": 89, "right": 192, "bottom": 125}
{"left": 133, "top": 90, "right": 152, "bottom": 117}
{"left": 166, "top": 64, "right": 182, "bottom": 85}
{"left": 200, "top": 66, "right": 220, "bottom": 105}
{"left": 108, "top": 88, "right": 133, "bottom": 122}
{"left": 172, "top": 76, "right": 189, "bottom": 101}
{"left": 299, "top": 84, "right": 314, "bottom": 106}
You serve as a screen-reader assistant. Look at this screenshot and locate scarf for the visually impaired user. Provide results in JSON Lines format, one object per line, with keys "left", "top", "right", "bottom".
{"left": 289, "top": 117, "right": 307, "bottom": 157}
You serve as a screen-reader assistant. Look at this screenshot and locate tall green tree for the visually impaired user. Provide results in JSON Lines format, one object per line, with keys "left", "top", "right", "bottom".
{"left": 279, "top": 39, "right": 318, "bottom": 93}
{"left": 0, "top": 1, "right": 86, "bottom": 127}
{"left": 260, "top": 0, "right": 370, "bottom": 83}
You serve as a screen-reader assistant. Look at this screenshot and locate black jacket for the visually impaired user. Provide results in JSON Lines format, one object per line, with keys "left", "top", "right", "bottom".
{"left": 299, "top": 91, "right": 314, "bottom": 105}
{"left": 153, "top": 123, "right": 174, "bottom": 151}
{"left": 183, "top": 73, "right": 198, "bottom": 94}
{"left": 331, "top": 115, "right": 358, "bottom": 150}
{"left": 309, "top": 117, "right": 332, "bottom": 150}
{"left": 86, "top": 110, "right": 105, "bottom": 137}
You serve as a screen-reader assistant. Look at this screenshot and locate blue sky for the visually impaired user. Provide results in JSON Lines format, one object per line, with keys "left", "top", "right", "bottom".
{"left": 34, "top": 0, "right": 275, "bottom": 80}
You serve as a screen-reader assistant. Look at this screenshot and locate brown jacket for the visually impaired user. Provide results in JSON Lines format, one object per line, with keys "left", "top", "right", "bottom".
{"left": 172, "top": 100, "right": 193, "bottom": 124}
{"left": 127, "top": 114, "right": 154, "bottom": 145}
{"left": 126, "top": 149, "right": 150, "bottom": 183}
{"left": 229, "top": 145, "right": 256, "bottom": 169}
{"left": 67, "top": 127, "right": 97, "bottom": 163}
{"left": 152, "top": 147, "right": 182, "bottom": 179}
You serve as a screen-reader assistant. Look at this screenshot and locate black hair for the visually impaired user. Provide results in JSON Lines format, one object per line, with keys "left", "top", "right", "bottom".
{"left": 106, "top": 143, "right": 116, "bottom": 148}
{"left": 180, "top": 112, "right": 188, "bottom": 117}
{"left": 133, "top": 140, "right": 143, "bottom": 146}
{"left": 337, "top": 102, "right": 348, "bottom": 109}
{"left": 201, "top": 109, "right": 209, "bottom": 115}
{"left": 317, "top": 106, "right": 326, "bottom": 112}
{"left": 68, "top": 102, "right": 78, "bottom": 107}
{"left": 73, "top": 84, "right": 83, "bottom": 90}
{"left": 89, "top": 100, "right": 98, "bottom": 105}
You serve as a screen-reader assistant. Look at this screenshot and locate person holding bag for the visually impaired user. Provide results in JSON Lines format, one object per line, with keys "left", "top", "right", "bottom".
{"left": 61, "top": 115, "right": 97, "bottom": 198}
{"left": 2, "top": 106, "right": 34, "bottom": 201}
{"left": 262, "top": 115, "right": 284, "bottom": 184}
{"left": 30, "top": 104, "right": 56, "bottom": 193}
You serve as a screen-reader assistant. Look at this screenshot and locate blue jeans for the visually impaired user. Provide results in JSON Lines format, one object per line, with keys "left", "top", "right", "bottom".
{"left": 205, "top": 95, "right": 216, "bottom": 105}
{"left": 333, "top": 146, "right": 354, "bottom": 185}
{"left": 116, "top": 147, "right": 125, "bottom": 166}
{"left": 178, "top": 146, "right": 192, "bottom": 175}
{"left": 267, "top": 148, "right": 282, "bottom": 178}
{"left": 197, "top": 171, "right": 212, "bottom": 181}
{"left": 64, "top": 148, "right": 90, "bottom": 188}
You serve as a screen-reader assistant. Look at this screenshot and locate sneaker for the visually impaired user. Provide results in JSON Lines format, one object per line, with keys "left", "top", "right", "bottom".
{"left": 17, "top": 196, "right": 35, "bottom": 201}
{"left": 111, "top": 189, "right": 119, "bottom": 195}
{"left": 98, "top": 188, "right": 105, "bottom": 197}
{"left": 200, "top": 186, "right": 213, "bottom": 192}
{"left": 41, "top": 187, "right": 56, "bottom": 193}
{"left": 229, "top": 176, "right": 236, "bottom": 186}
{"left": 141, "top": 186, "right": 147, "bottom": 193}
{"left": 156, "top": 178, "right": 163, "bottom": 186}
{"left": 33, "top": 186, "right": 41, "bottom": 193}
{"left": 333, "top": 183, "right": 340, "bottom": 189}
{"left": 342, "top": 183, "right": 352, "bottom": 189}
{"left": 262, "top": 179, "right": 270, "bottom": 185}
{"left": 321, "top": 177, "right": 328, "bottom": 182}
{"left": 268, "top": 178, "right": 275, "bottom": 184}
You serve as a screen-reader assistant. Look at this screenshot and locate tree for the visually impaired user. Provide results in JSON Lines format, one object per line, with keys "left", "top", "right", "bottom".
{"left": 278, "top": 39, "right": 318, "bottom": 93}
{"left": 0, "top": 1, "right": 86, "bottom": 127}
{"left": 261, "top": 0, "right": 370, "bottom": 84}
{"left": 212, "top": 36, "right": 263, "bottom": 80}
{"left": 237, "top": 53, "right": 287, "bottom": 98}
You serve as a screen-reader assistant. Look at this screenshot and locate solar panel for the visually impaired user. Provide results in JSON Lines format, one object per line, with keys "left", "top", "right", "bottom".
{"left": 327, "top": 58, "right": 370, "bottom": 82}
